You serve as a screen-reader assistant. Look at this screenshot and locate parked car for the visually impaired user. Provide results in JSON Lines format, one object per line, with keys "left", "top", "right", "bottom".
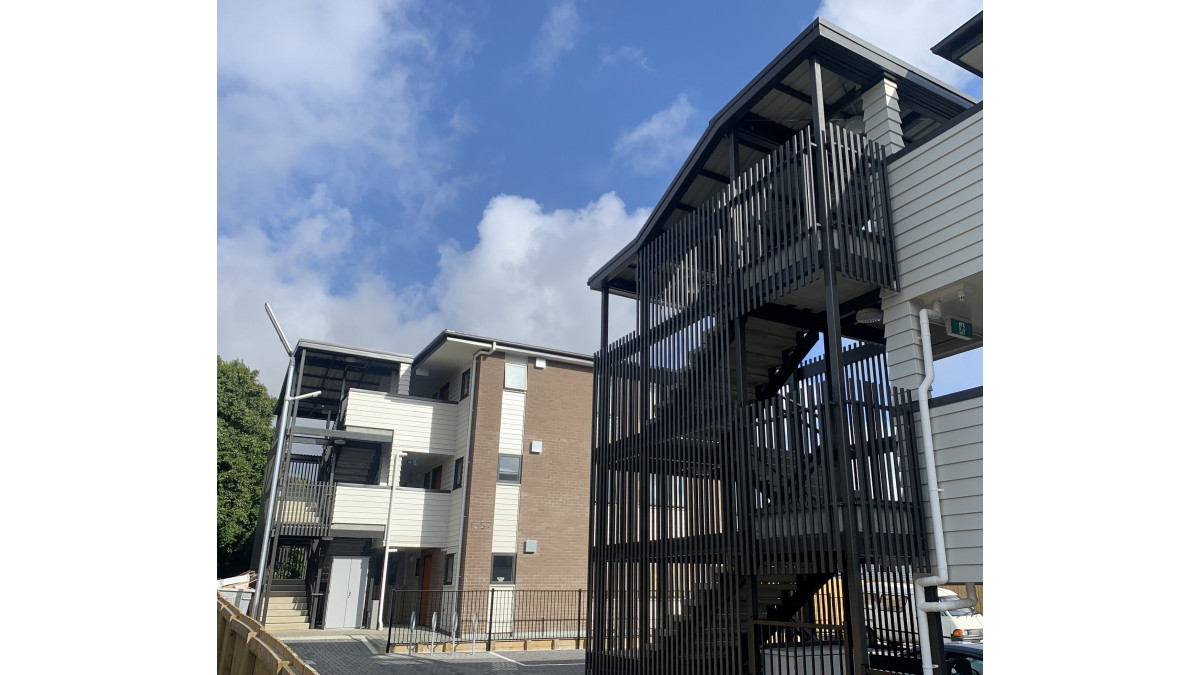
{"left": 862, "top": 583, "right": 983, "bottom": 644}
{"left": 907, "top": 642, "right": 982, "bottom": 675}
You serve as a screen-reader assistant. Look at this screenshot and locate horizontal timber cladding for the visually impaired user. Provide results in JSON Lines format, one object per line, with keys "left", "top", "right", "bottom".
{"left": 914, "top": 393, "right": 983, "bottom": 583}
{"left": 491, "top": 483, "right": 521, "bottom": 553}
{"left": 328, "top": 485, "right": 452, "bottom": 549}
{"left": 498, "top": 390, "right": 526, "bottom": 455}
{"left": 588, "top": 125, "right": 923, "bottom": 675}
{"left": 343, "top": 389, "right": 459, "bottom": 455}
{"left": 884, "top": 108, "right": 982, "bottom": 301}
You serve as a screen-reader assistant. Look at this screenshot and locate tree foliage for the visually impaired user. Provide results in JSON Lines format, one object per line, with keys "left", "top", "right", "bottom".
{"left": 217, "top": 356, "right": 277, "bottom": 577}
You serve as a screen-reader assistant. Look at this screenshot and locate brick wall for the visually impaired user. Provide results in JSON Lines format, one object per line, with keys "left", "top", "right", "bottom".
{"left": 517, "top": 359, "right": 593, "bottom": 591}
{"left": 459, "top": 353, "right": 594, "bottom": 592}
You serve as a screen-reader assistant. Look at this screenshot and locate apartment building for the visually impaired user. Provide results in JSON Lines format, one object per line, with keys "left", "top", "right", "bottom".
{"left": 585, "top": 14, "right": 983, "bottom": 675}
{"left": 248, "top": 331, "right": 594, "bottom": 631}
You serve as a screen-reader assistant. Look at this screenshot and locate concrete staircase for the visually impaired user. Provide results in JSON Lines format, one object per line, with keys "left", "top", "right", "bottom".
{"left": 263, "top": 579, "right": 311, "bottom": 630}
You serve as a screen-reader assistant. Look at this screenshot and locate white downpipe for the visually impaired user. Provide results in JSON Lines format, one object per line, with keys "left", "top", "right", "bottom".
{"left": 453, "top": 341, "right": 496, "bottom": 594}
{"left": 913, "top": 303, "right": 978, "bottom": 674}
{"left": 376, "top": 451, "right": 406, "bottom": 629}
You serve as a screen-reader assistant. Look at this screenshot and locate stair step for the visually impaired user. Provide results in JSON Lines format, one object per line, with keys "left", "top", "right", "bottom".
{"left": 268, "top": 605, "right": 312, "bottom": 614}
{"left": 264, "top": 621, "right": 311, "bottom": 630}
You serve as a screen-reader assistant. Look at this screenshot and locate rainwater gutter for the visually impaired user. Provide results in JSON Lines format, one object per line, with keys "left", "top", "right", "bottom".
{"left": 913, "top": 301, "right": 979, "bottom": 675}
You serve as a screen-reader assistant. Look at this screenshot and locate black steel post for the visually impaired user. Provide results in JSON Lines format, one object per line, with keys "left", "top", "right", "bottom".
{"left": 925, "top": 585, "right": 947, "bottom": 673}
{"left": 577, "top": 588, "right": 583, "bottom": 642}
{"left": 600, "top": 285, "right": 609, "bottom": 349}
{"left": 488, "top": 588, "right": 495, "bottom": 651}
{"left": 810, "top": 55, "right": 869, "bottom": 675}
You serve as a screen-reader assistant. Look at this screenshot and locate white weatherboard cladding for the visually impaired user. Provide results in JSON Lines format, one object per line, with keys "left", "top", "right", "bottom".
{"left": 330, "top": 485, "right": 451, "bottom": 549}
{"left": 491, "top": 483, "right": 521, "bottom": 553}
{"left": 456, "top": 392, "right": 472, "bottom": 452}
{"left": 396, "top": 363, "right": 412, "bottom": 396}
{"left": 914, "top": 395, "right": 983, "bottom": 583}
{"left": 343, "top": 389, "right": 458, "bottom": 454}
{"left": 882, "top": 108, "right": 983, "bottom": 390}
{"left": 445, "top": 397, "right": 472, "bottom": 549}
{"left": 862, "top": 77, "right": 903, "bottom": 155}
{"left": 487, "top": 587, "right": 516, "bottom": 633}
{"left": 498, "top": 390, "right": 526, "bottom": 455}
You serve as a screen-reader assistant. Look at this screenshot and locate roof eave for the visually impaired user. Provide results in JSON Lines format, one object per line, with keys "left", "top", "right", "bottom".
{"left": 586, "top": 17, "right": 977, "bottom": 294}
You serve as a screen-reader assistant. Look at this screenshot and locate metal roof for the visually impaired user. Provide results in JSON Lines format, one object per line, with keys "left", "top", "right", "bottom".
{"left": 587, "top": 17, "right": 977, "bottom": 299}
{"left": 931, "top": 11, "right": 983, "bottom": 78}
{"left": 411, "top": 330, "right": 594, "bottom": 370}
{"left": 283, "top": 340, "right": 413, "bottom": 420}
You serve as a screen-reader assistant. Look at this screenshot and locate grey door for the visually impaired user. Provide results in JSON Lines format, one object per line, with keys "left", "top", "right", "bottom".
{"left": 325, "top": 556, "right": 369, "bottom": 628}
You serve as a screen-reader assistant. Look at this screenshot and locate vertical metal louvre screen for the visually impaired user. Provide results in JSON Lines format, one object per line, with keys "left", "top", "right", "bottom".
{"left": 588, "top": 125, "right": 922, "bottom": 675}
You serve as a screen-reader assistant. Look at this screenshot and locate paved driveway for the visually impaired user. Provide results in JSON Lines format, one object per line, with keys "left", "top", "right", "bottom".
{"left": 279, "top": 635, "right": 585, "bottom": 675}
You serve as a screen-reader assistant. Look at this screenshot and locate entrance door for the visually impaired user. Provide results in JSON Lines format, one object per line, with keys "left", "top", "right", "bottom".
{"left": 325, "top": 556, "right": 369, "bottom": 629}
{"left": 418, "top": 555, "right": 433, "bottom": 624}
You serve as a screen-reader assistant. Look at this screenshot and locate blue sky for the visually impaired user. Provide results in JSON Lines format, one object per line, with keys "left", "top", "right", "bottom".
{"left": 217, "top": 0, "right": 984, "bottom": 390}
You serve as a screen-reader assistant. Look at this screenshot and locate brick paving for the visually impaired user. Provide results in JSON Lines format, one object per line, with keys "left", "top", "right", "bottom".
{"left": 278, "top": 633, "right": 585, "bottom": 675}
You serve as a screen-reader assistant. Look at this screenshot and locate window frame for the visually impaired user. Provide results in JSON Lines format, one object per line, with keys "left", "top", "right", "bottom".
{"left": 444, "top": 553, "right": 456, "bottom": 586}
{"left": 497, "top": 455, "right": 522, "bottom": 484}
{"left": 504, "top": 362, "right": 527, "bottom": 391}
{"left": 490, "top": 554, "right": 515, "bottom": 584}
{"left": 453, "top": 457, "right": 464, "bottom": 489}
{"left": 460, "top": 369, "right": 471, "bottom": 398}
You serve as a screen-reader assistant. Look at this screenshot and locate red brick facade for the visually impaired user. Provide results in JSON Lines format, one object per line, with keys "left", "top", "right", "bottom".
{"left": 459, "top": 352, "right": 593, "bottom": 592}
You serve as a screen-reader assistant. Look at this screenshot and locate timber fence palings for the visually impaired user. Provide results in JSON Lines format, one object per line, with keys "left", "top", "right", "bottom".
{"left": 218, "top": 593, "right": 320, "bottom": 675}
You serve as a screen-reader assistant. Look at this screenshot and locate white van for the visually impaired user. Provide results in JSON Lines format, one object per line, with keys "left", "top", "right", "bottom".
{"left": 862, "top": 583, "right": 983, "bottom": 645}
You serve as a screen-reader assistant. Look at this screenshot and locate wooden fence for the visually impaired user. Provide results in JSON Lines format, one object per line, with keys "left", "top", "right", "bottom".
{"left": 942, "top": 583, "right": 984, "bottom": 615}
{"left": 218, "top": 594, "right": 321, "bottom": 675}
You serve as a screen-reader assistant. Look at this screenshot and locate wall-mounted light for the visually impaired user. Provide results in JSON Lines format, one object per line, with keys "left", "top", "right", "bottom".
{"left": 855, "top": 308, "right": 883, "bottom": 324}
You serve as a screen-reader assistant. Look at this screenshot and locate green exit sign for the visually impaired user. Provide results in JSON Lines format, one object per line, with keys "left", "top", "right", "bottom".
{"left": 945, "top": 316, "right": 974, "bottom": 340}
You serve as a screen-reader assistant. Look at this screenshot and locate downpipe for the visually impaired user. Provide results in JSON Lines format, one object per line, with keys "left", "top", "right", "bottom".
{"left": 454, "top": 341, "right": 496, "bottom": 593}
{"left": 913, "top": 303, "right": 978, "bottom": 675}
{"left": 376, "top": 451, "right": 408, "bottom": 629}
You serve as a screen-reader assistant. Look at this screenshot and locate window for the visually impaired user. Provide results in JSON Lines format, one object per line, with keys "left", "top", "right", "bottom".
{"left": 491, "top": 554, "right": 515, "bottom": 584}
{"left": 498, "top": 455, "right": 522, "bottom": 483}
{"left": 444, "top": 553, "right": 456, "bottom": 585}
{"left": 460, "top": 370, "right": 471, "bottom": 398}
{"left": 504, "top": 362, "right": 527, "bottom": 390}
{"left": 453, "top": 458, "right": 464, "bottom": 489}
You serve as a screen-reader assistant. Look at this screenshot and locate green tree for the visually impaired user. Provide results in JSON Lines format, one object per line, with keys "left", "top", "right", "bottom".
{"left": 217, "top": 356, "right": 277, "bottom": 578}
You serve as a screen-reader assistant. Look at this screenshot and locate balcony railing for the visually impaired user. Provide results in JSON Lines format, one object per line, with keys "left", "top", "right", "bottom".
{"left": 276, "top": 479, "right": 334, "bottom": 537}
{"left": 634, "top": 124, "right": 895, "bottom": 345}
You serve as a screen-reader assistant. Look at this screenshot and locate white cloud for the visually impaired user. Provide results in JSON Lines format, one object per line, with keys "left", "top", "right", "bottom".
{"left": 218, "top": 0, "right": 403, "bottom": 98}
{"left": 219, "top": 190, "right": 644, "bottom": 389}
{"left": 217, "top": 0, "right": 460, "bottom": 235}
{"left": 600, "top": 46, "right": 649, "bottom": 71}
{"left": 529, "top": 0, "right": 581, "bottom": 72}
{"left": 814, "top": 0, "right": 983, "bottom": 88}
{"left": 613, "top": 94, "right": 699, "bottom": 175}
{"left": 431, "top": 192, "right": 644, "bottom": 349}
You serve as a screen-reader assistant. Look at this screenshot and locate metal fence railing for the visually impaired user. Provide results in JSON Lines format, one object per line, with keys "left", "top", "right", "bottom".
{"left": 385, "top": 589, "right": 586, "bottom": 652}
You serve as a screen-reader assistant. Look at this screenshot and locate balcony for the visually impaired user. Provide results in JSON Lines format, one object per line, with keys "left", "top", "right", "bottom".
{"left": 277, "top": 481, "right": 452, "bottom": 549}
{"left": 331, "top": 484, "right": 452, "bottom": 549}
{"left": 342, "top": 388, "right": 459, "bottom": 455}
